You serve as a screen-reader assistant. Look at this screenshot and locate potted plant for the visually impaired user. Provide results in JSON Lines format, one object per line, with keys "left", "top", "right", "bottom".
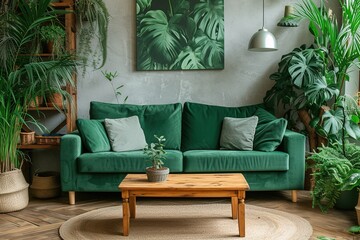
{"left": 39, "top": 24, "right": 66, "bottom": 55}
{"left": 143, "top": 135, "right": 169, "bottom": 182}
{"left": 264, "top": 0, "right": 360, "bottom": 190}
{"left": 0, "top": 0, "right": 77, "bottom": 212}
{"left": 75, "top": 0, "right": 109, "bottom": 68}
{"left": 308, "top": 142, "right": 360, "bottom": 212}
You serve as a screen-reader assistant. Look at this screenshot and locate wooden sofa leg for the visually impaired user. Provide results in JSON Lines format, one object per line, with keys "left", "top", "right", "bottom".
{"left": 291, "top": 190, "right": 297, "bottom": 203}
{"left": 69, "top": 191, "right": 75, "bottom": 205}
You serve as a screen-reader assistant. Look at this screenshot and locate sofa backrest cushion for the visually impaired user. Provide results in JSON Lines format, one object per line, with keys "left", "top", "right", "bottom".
{"left": 181, "top": 102, "right": 263, "bottom": 151}
{"left": 90, "top": 101, "right": 182, "bottom": 150}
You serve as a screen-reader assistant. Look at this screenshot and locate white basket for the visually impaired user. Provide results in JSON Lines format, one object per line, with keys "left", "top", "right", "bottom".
{"left": 0, "top": 169, "right": 29, "bottom": 213}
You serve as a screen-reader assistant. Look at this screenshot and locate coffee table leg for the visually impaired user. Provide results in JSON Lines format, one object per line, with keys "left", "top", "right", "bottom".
{"left": 130, "top": 196, "right": 136, "bottom": 219}
{"left": 238, "top": 191, "right": 246, "bottom": 237}
{"left": 231, "top": 197, "right": 238, "bottom": 219}
{"left": 122, "top": 191, "right": 130, "bottom": 236}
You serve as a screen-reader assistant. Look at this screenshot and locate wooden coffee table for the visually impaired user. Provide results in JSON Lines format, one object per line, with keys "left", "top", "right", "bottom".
{"left": 119, "top": 173, "right": 250, "bottom": 237}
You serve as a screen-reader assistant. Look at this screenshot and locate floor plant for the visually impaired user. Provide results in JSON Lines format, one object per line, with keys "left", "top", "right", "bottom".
{"left": 0, "top": 0, "right": 77, "bottom": 212}
{"left": 264, "top": 0, "right": 360, "bottom": 152}
{"left": 264, "top": 0, "right": 360, "bottom": 212}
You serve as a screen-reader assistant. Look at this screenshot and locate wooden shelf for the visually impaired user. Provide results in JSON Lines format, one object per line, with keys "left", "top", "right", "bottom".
{"left": 17, "top": 144, "right": 60, "bottom": 150}
{"left": 27, "top": 107, "right": 65, "bottom": 111}
{"left": 19, "top": 53, "right": 54, "bottom": 57}
{"left": 51, "top": 1, "right": 73, "bottom": 8}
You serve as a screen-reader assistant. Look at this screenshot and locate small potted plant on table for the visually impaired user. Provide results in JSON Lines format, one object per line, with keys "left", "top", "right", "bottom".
{"left": 143, "top": 135, "right": 169, "bottom": 182}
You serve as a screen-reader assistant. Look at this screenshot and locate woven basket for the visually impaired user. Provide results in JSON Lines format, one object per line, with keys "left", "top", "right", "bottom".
{"left": 20, "top": 132, "right": 35, "bottom": 145}
{"left": 35, "top": 136, "right": 62, "bottom": 145}
{"left": 30, "top": 171, "right": 61, "bottom": 199}
{"left": 0, "top": 169, "right": 29, "bottom": 213}
{"left": 146, "top": 167, "right": 169, "bottom": 182}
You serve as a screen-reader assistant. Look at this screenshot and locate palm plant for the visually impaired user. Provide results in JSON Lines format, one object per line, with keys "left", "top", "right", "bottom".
{"left": 0, "top": 0, "right": 77, "bottom": 173}
{"left": 264, "top": 0, "right": 360, "bottom": 152}
{"left": 136, "top": 0, "right": 224, "bottom": 70}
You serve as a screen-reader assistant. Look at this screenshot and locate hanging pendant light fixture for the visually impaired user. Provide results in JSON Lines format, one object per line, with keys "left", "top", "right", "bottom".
{"left": 248, "top": 0, "right": 278, "bottom": 52}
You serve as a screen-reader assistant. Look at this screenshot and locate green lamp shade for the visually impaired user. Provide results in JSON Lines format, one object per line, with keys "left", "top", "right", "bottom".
{"left": 277, "top": 6, "right": 299, "bottom": 27}
{"left": 248, "top": 28, "right": 278, "bottom": 52}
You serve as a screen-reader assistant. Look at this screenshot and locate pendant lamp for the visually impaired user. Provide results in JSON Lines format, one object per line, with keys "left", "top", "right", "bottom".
{"left": 248, "top": 0, "right": 278, "bottom": 52}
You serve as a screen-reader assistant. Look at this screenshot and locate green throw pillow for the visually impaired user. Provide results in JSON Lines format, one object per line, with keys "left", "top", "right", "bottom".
{"left": 104, "top": 116, "right": 147, "bottom": 152}
{"left": 253, "top": 118, "right": 288, "bottom": 152}
{"left": 220, "top": 116, "right": 259, "bottom": 150}
{"left": 76, "top": 119, "right": 111, "bottom": 153}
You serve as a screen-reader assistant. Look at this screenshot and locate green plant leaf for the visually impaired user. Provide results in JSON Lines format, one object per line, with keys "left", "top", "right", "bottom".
{"left": 136, "top": 0, "right": 152, "bottom": 14}
{"left": 171, "top": 46, "right": 205, "bottom": 70}
{"left": 305, "top": 77, "right": 339, "bottom": 106}
{"left": 193, "top": 0, "right": 224, "bottom": 40}
{"left": 140, "top": 10, "right": 186, "bottom": 64}
{"left": 341, "top": 172, "right": 360, "bottom": 191}
{"left": 322, "top": 109, "right": 344, "bottom": 135}
{"left": 193, "top": 30, "right": 224, "bottom": 68}
{"left": 288, "top": 48, "right": 324, "bottom": 88}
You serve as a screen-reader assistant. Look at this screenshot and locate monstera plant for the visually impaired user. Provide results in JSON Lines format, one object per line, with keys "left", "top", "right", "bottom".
{"left": 136, "top": 0, "right": 224, "bottom": 70}
{"left": 264, "top": 0, "right": 360, "bottom": 152}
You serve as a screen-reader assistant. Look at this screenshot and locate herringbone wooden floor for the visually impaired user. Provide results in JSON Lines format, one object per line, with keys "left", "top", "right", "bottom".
{"left": 0, "top": 191, "right": 356, "bottom": 239}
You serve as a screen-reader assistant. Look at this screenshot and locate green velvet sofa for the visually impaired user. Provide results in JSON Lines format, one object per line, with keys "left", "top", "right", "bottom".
{"left": 60, "top": 101, "right": 305, "bottom": 204}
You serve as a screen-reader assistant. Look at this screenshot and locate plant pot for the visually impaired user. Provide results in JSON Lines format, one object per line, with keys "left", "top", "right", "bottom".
{"left": 356, "top": 192, "right": 360, "bottom": 225}
{"left": 30, "top": 171, "right": 61, "bottom": 199}
{"left": 146, "top": 167, "right": 169, "bottom": 182}
{"left": 20, "top": 131, "right": 35, "bottom": 145}
{"left": 0, "top": 169, "right": 29, "bottom": 213}
{"left": 29, "top": 96, "right": 44, "bottom": 108}
{"left": 335, "top": 189, "right": 358, "bottom": 210}
{"left": 47, "top": 92, "right": 63, "bottom": 108}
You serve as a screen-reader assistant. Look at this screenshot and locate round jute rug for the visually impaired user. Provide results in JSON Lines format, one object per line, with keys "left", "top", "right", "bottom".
{"left": 59, "top": 203, "right": 312, "bottom": 240}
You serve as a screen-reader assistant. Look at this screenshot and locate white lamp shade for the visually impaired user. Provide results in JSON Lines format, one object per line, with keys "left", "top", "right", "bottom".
{"left": 248, "top": 28, "right": 278, "bottom": 52}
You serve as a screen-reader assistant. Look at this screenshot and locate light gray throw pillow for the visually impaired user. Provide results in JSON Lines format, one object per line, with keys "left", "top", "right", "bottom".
{"left": 104, "top": 116, "right": 147, "bottom": 152}
{"left": 220, "top": 116, "right": 259, "bottom": 151}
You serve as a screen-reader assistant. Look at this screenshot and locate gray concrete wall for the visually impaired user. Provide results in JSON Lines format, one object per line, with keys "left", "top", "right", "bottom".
{"left": 77, "top": 0, "right": 321, "bottom": 118}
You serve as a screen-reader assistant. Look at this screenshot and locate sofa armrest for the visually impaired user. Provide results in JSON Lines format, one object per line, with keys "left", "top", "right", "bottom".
{"left": 280, "top": 129, "right": 306, "bottom": 189}
{"left": 60, "top": 131, "right": 83, "bottom": 191}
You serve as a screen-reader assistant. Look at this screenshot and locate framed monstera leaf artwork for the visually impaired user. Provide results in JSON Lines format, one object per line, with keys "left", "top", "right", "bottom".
{"left": 136, "top": 0, "right": 224, "bottom": 71}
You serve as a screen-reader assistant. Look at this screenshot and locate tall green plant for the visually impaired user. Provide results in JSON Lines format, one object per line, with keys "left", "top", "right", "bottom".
{"left": 136, "top": 0, "right": 224, "bottom": 70}
{"left": 264, "top": 0, "right": 360, "bottom": 151}
{"left": 0, "top": 0, "right": 77, "bottom": 173}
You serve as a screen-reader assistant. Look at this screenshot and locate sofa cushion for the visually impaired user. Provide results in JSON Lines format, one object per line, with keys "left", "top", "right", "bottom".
{"left": 77, "top": 150, "right": 183, "bottom": 173}
{"left": 182, "top": 102, "right": 264, "bottom": 151}
{"left": 104, "top": 116, "right": 147, "bottom": 152}
{"left": 76, "top": 119, "right": 111, "bottom": 153}
{"left": 183, "top": 150, "right": 289, "bottom": 172}
{"left": 90, "top": 102, "right": 182, "bottom": 150}
{"left": 220, "top": 116, "right": 258, "bottom": 150}
{"left": 254, "top": 118, "right": 288, "bottom": 152}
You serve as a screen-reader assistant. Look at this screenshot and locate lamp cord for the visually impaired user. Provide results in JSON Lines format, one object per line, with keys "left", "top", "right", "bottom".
{"left": 262, "top": 0, "right": 265, "bottom": 28}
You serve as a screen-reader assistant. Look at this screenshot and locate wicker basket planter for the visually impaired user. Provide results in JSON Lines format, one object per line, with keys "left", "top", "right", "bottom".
{"left": 0, "top": 169, "right": 29, "bottom": 213}
{"left": 30, "top": 171, "right": 61, "bottom": 199}
{"left": 20, "top": 132, "right": 35, "bottom": 145}
{"left": 35, "top": 135, "right": 62, "bottom": 145}
{"left": 146, "top": 167, "right": 169, "bottom": 182}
